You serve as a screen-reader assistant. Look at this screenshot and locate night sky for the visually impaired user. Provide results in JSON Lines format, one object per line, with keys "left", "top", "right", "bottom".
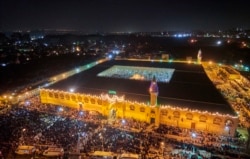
{"left": 1, "top": 0, "right": 250, "bottom": 32}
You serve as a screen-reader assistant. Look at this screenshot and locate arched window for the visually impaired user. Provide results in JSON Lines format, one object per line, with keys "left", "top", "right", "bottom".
{"left": 173, "top": 111, "right": 180, "bottom": 118}
{"left": 199, "top": 115, "right": 207, "bottom": 122}
{"left": 151, "top": 110, "right": 155, "bottom": 114}
{"left": 49, "top": 92, "right": 53, "bottom": 98}
{"left": 54, "top": 93, "right": 59, "bottom": 98}
{"left": 59, "top": 93, "right": 64, "bottom": 99}
{"left": 186, "top": 113, "right": 193, "bottom": 120}
{"left": 90, "top": 98, "right": 95, "bottom": 104}
{"left": 65, "top": 94, "right": 70, "bottom": 100}
{"left": 140, "top": 107, "right": 145, "bottom": 112}
{"left": 97, "top": 99, "right": 102, "bottom": 105}
{"left": 213, "top": 117, "right": 222, "bottom": 125}
{"left": 161, "top": 110, "right": 168, "bottom": 116}
{"left": 84, "top": 97, "right": 89, "bottom": 103}
{"left": 71, "top": 95, "right": 76, "bottom": 101}
{"left": 130, "top": 105, "right": 135, "bottom": 111}
{"left": 77, "top": 96, "right": 82, "bottom": 102}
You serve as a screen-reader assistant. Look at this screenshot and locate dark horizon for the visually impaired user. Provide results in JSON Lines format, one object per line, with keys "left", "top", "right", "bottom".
{"left": 1, "top": 0, "right": 250, "bottom": 33}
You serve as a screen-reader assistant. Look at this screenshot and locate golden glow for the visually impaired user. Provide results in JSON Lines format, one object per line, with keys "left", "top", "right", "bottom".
{"left": 39, "top": 88, "right": 239, "bottom": 136}
{"left": 41, "top": 89, "right": 237, "bottom": 118}
{"left": 76, "top": 46, "right": 81, "bottom": 52}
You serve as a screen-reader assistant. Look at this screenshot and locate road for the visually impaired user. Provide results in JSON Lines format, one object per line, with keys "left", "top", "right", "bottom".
{"left": 2, "top": 58, "right": 108, "bottom": 105}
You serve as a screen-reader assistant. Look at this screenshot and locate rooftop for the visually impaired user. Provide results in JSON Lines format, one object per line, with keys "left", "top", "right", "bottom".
{"left": 48, "top": 59, "right": 236, "bottom": 116}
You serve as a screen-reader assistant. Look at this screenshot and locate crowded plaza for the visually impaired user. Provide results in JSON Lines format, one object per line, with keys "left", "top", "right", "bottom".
{"left": 0, "top": 94, "right": 249, "bottom": 159}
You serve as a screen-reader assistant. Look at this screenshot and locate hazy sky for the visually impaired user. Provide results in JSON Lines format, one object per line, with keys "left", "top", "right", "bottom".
{"left": 1, "top": 0, "right": 250, "bottom": 32}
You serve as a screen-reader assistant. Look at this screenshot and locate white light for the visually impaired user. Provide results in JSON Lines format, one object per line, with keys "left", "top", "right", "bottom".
{"left": 217, "top": 40, "right": 222, "bottom": 45}
{"left": 70, "top": 88, "right": 74, "bottom": 92}
{"left": 76, "top": 68, "right": 80, "bottom": 73}
{"left": 122, "top": 119, "right": 126, "bottom": 124}
{"left": 192, "top": 133, "right": 196, "bottom": 138}
{"left": 178, "top": 34, "right": 182, "bottom": 38}
{"left": 58, "top": 107, "right": 63, "bottom": 112}
{"left": 108, "top": 54, "right": 113, "bottom": 59}
{"left": 25, "top": 101, "right": 30, "bottom": 106}
{"left": 1, "top": 63, "right": 6, "bottom": 67}
{"left": 79, "top": 111, "right": 83, "bottom": 115}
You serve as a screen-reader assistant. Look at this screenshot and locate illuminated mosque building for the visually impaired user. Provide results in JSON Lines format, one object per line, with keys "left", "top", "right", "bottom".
{"left": 40, "top": 59, "right": 239, "bottom": 136}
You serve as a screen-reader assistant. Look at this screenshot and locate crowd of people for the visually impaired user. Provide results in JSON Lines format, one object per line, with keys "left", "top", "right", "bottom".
{"left": 204, "top": 64, "right": 250, "bottom": 128}
{"left": 154, "top": 124, "right": 247, "bottom": 158}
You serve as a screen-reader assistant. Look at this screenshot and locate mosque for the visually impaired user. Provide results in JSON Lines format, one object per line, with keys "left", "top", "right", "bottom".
{"left": 40, "top": 57, "right": 239, "bottom": 137}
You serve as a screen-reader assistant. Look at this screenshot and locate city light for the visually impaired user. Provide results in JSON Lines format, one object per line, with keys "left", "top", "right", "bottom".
{"left": 245, "top": 66, "right": 249, "bottom": 71}
{"left": 1, "top": 63, "right": 6, "bottom": 67}
{"left": 75, "top": 68, "right": 80, "bottom": 73}
{"left": 76, "top": 46, "right": 80, "bottom": 52}
{"left": 217, "top": 40, "right": 222, "bottom": 45}
{"left": 44, "top": 83, "right": 50, "bottom": 87}
{"left": 108, "top": 54, "right": 113, "bottom": 59}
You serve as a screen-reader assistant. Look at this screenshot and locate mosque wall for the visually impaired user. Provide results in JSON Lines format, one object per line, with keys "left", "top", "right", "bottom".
{"left": 40, "top": 89, "right": 238, "bottom": 137}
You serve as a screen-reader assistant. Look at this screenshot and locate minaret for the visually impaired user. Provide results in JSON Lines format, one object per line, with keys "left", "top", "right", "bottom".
{"left": 197, "top": 49, "right": 202, "bottom": 64}
{"left": 149, "top": 76, "right": 159, "bottom": 106}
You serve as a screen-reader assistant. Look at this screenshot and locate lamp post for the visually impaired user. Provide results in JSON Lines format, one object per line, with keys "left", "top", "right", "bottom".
{"left": 20, "top": 128, "right": 26, "bottom": 144}
{"left": 160, "top": 142, "right": 164, "bottom": 158}
{"left": 99, "top": 133, "right": 104, "bottom": 151}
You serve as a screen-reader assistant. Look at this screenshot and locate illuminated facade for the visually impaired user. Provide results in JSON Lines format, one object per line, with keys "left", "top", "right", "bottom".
{"left": 40, "top": 88, "right": 238, "bottom": 136}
